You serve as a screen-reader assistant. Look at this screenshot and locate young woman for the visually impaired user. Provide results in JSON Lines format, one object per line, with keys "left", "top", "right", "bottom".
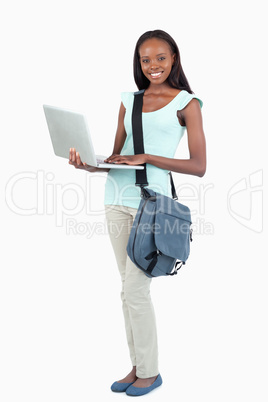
{"left": 69, "top": 29, "right": 206, "bottom": 396}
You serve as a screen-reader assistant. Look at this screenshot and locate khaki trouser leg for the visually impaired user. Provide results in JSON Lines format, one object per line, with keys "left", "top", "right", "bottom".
{"left": 105, "top": 205, "right": 159, "bottom": 378}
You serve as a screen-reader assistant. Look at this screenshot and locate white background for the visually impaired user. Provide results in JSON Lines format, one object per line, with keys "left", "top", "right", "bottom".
{"left": 1, "top": 0, "right": 267, "bottom": 401}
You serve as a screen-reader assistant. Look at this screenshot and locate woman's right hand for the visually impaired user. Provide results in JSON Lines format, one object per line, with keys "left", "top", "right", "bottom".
{"left": 69, "top": 148, "right": 99, "bottom": 172}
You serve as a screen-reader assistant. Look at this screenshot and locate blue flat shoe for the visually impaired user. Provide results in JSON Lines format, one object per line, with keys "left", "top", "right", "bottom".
{"left": 126, "top": 374, "right": 163, "bottom": 396}
{"left": 111, "top": 380, "right": 135, "bottom": 392}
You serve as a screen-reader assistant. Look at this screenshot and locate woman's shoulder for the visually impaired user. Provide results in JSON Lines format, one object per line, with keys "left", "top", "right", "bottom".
{"left": 121, "top": 91, "right": 135, "bottom": 109}
{"left": 177, "top": 90, "right": 203, "bottom": 110}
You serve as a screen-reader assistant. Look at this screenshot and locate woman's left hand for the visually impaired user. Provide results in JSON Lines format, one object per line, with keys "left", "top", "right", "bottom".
{"left": 104, "top": 154, "right": 147, "bottom": 165}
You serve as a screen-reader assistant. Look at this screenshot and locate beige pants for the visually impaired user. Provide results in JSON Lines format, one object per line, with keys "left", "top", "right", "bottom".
{"left": 105, "top": 204, "right": 159, "bottom": 378}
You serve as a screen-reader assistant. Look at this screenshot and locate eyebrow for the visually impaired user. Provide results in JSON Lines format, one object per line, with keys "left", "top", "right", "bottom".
{"left": 140, "top": 53, "right": 167, "bottom": 58}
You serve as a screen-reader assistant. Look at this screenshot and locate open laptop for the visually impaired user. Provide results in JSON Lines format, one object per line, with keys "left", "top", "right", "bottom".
{"left": 43, "top": 104, "right": 144, "bottom": 170}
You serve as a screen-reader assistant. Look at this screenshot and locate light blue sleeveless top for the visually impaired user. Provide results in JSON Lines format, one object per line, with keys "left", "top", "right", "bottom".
{"left": 104, "top": 90, "right": 203, "bottom": 209}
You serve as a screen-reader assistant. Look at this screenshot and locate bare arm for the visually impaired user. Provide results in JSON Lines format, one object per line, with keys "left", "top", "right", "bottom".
{"left": 147, "top": 98, "right": 206, "bottom": 176}
{"left": 111, "top": 102, "right": 127, "bottom": 155}
{"left": 106, "top": 98, "right": 206, "bottom": 177}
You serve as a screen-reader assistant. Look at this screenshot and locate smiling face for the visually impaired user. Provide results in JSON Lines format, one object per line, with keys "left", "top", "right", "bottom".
{"left": 139, "top": 38, "right": 176, "bottom": 86}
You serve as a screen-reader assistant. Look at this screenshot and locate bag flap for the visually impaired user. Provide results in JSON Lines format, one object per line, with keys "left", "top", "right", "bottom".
{"left": 154, "top": 194, "right": 191, "bottom": 261}
{"left": 155, "top": 192, "right": 191, "bottom": 222}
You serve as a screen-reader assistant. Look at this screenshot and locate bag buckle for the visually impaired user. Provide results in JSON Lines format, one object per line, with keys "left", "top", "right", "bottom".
{"left": 140, "top": 186, "right": 155, "bottom": 200}
{"left": 169, "top": 260, "right": 185, "bottom": 276}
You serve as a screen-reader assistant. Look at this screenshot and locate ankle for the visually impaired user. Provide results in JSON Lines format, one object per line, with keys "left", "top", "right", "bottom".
{"left": 117, "top": 366, "right": 137, "bottom": 383}
{"left": 133, "top": 375, "right": 158, "bottom": 388}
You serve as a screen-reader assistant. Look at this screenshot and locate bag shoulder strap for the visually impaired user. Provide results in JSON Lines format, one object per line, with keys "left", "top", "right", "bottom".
{"left": 132, "top": 90, "right": 148, "bottom": 187}
{"left": 132, "top": 90, "right": 178, "bottom": 200}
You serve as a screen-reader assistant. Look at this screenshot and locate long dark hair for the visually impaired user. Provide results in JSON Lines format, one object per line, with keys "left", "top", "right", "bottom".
{"left": 133, "top": 30, "right": 193, "bottom": 94}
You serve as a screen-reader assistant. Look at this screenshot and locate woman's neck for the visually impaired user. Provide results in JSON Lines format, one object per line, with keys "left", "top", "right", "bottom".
{"left": 145, "top": 83, "right": 179, "bottom": 96}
